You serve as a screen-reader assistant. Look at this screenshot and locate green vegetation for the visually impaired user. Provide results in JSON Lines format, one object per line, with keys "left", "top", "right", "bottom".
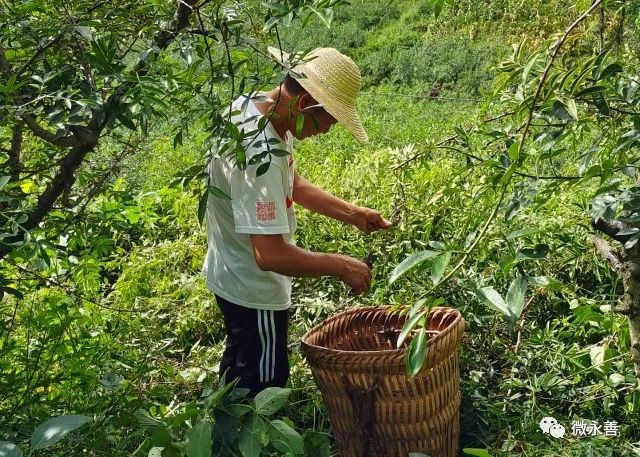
{"left": 2, "top": 0, "right": 640, "bottom": 456}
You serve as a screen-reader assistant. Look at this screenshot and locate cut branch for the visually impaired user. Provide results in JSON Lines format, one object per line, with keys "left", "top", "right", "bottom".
{"left": 591, "top": 218, "right": 633, "bottom": 244}
{"left": 591, "top": 235, "right": 623, "bottom": 271}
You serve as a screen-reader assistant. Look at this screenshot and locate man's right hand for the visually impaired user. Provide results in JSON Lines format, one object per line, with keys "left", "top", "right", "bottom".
{"left": 338, "top": 255, "right": 372, "bottom": 294}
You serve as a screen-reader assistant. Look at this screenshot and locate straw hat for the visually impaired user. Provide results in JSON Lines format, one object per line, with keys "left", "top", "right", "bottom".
{"left": 267, "top": 46, "right": 368, "bottom": 143}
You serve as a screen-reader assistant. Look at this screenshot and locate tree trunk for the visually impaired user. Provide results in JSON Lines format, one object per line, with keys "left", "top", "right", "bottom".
{"left": 592, "top": 229, "right": 640, "bottom": 380}
{"left": 622, "top": 257, "right": 640, "bottom": 379}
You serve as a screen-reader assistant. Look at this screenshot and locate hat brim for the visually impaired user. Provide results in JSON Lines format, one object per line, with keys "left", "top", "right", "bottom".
{"left": 267, "top": 46, "right": 368, "bottom": 143}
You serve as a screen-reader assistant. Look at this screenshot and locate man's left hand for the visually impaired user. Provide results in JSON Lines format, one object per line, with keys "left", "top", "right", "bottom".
{"left": 350, "top": 206, "right": 393, "bottom": 234}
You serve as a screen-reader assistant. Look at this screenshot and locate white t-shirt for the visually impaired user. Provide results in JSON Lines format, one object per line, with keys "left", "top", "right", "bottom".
{"left": 202, "top": 95, "right": 297, "bottom": 310}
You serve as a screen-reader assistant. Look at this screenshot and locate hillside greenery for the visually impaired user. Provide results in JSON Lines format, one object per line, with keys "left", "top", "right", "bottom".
{"left": 2, "top": 0, "right": 640, "bottom": 456}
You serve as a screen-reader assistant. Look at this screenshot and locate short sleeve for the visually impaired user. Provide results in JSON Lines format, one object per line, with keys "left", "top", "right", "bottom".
{"left": 229, "top": 160, "right": 289, "bottom": 235}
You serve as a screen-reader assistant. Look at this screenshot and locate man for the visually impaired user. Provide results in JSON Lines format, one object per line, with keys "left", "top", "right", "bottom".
{"left": 203, "top": 46, "right": 392, "bottom": 396}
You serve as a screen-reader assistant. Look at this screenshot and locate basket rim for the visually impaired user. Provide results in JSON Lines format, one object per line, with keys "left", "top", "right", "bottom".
{"left": 300, "top": 305, "right": 463, "bottom": 356}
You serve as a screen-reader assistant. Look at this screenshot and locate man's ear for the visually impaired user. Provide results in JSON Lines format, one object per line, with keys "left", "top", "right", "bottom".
{"left": 297, "top": 92, "right": 315, "bottom": 111}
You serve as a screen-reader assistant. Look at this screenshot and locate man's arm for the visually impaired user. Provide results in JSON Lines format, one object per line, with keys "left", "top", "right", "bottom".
{"left": 250, "top": 234, "right": 371, "bottom": 294}
{"left": 293, "top": 171, "right": 393, "bottom": 233}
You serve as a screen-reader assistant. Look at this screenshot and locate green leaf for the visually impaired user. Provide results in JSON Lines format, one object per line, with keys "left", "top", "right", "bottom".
{"left": 186, "top": 421, "right": 212, "bottom": 457}
{"left": 507, "top": 142, "right": 520, "bottom": 162}
{"left": 0, "top": 442, "right": 23, "bottom": 457}
{"left": 397, "top": 310, "right": 427, "bottom": 348}
{"left": 475, "top": 287, "right": 511, "bottom": 318}
{"left": 565, "top": 99, "right": 578, "bottom": 120}
{"left": 270, "top": 149, "right": 290, "bottom": 157}
{"left": 528, "top": 276, "right": 562, "bottom": 291}
{"left": 303, "top": 432, "right": 331, "bottom": 457}
{"left": 427, "top": 0, "right": 447, "bottom": 18}
{"left": 173, "top": 129, "right": 183, "bottom": 149}
{"left": 593, "top": 92, "right": 610, "bottom": 116}
{"left": 428, "top": 240, "right": 447, "bottom": 251}
{"left": 197, "top": 190, "right": 208, "bottom": 226}
{"left": 135, "top": 409, "right": 165, "bottom": 427}
{"left": 549, "top": 100, "right": 572, "bottom": 121}
{"left": 309, "top": 6, "right": 333, "bottom": 28}
{"left": 151, "top": 427, "right": 172, "bottom": 447}
{"left": 408, "top": 297, "right": 429, "bottom": 317}
{"left": 389, "top": 250, "right": 438, "bottom": 284}
{"left": 431, "top": 251, "right": 451, "bottom": 285}
{"left": 609, "top": 373, "right": 625, "bottom": 387}
{"left": 600, "top": 63, "right": 623, "bottom": 80}
{"left": 222, "top": 404, "right": 252, "bottom": 417}
{"left": 517, "top": 244, "right": 549, "bottom": 259}
{"left": 208, "top": 186, "right": 231, "bottom": 200}
{"left": 117, "top": 113, "right": 136, "bottom": 130}
{"left": 256, "top": 161, "right": 270, "bottom": 177}
{"left": 407, "top": 328, "right": 428, "bottom": 377}
{"left": 463, "top": 449, "right": 494, "bottom": 457}
{"left": 248, "top": 151, "right": 268, "bottom": 166}
{"left": 506, "top": 277, "right": 527, "bottom": 321}
{"left": 295, "top": 113, "right": 304, "bottom": 137}
{"left": 31, "top": 415, "right": 91, "bottom": 450}
{"left": 590, "top": 345, "right": 605, "bottom": 368}
{"left": 574, "top": 85, "right": 607, "bottom": 99}
{"left": 0, "top": 176, "right": 10, "bottom": 188}
{"left": 161, "top": 445, "right": 180, "bottom": 457}
{"left": 74, "top": 25, "right": 92, "bottom": 40}
{"left": 1, "top": 286, "right": 23, "bottom": 300}
{"left": 268, "top": 420, "right": 304, "bottom": 455}
{"left": 253, "top": 387, "right": 290, "bottom": 416}
{"left": 239, "top": 416, "right": 264, "bottom": 457}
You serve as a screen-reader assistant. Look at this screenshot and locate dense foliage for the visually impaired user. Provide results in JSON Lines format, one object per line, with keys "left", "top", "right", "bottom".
{"left": 2, "top": 0, "right": 640, "bottom": 456}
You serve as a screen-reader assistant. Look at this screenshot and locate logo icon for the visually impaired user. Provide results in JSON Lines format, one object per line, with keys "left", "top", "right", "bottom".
{"left": 540, "top": 416, "right": 565, "bottom": 438}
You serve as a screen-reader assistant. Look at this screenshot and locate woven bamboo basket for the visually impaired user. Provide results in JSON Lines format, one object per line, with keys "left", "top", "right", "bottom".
{"left": 301, "top": 306, "right": 464, "bottom": 457}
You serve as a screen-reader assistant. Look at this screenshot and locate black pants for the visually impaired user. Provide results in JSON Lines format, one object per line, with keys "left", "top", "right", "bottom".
{"left": 215, "top": 295, "right": 290, "bottom": 397}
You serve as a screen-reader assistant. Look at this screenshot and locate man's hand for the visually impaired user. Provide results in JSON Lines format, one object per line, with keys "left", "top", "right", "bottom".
{"left": 349, "top": 206, "right": 393, "bottom": 234}
{"left": 250, "top": 236, "right": 371, "bottom": 294}
{"left": 338, "top": 255, "right": 372, "bottom": 294}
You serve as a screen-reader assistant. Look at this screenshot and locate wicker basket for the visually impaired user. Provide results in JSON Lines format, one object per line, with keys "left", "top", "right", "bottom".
{"left": 301, "top": 306, "right": 464, "bottom": 457}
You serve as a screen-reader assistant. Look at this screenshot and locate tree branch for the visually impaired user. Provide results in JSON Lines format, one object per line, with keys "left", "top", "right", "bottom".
{"left": 591, "top": 218, "right": 633, "bottom": 244}
{"left": 0, "top": 0, "right": 200, "bottom": 260}
{"left": 0, "top": 45, "right": 10, "bottom": 79}
{"left": 21, "top": 114, "right": 81, "bottom": 148}
{"left": 591, "top": 235, "right": 623, "bottom": 271}
{"left": 8, "top": 123, "right": 22, "bottom": 181}
{"left": 14, "top": 1, "right": 109, "bottom": 78}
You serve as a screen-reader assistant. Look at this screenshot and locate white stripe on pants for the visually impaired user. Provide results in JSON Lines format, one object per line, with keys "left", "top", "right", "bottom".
{"left": 257, "top": 310, "right": 276, "bottom": 383}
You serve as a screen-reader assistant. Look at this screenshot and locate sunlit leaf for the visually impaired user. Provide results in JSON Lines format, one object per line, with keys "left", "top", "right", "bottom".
{"left": 506, "top": 277, "right": 527, "bottom": 321}
{"left": 31, "top": 415, "right": 91, "bottom": 450}
{"left": 431, "top": 251, "right": 451, "bottom": 285}
{"left": 389, "top": 250, "right": 438, "bottom": 284}
{"left": 0, "top": 442, "right": 22, "bottom": 457}
{"left": 475, "top": 287, "right": 511, "bottom": 318}
{"left": 463, "top": 449, "right": 494, "bottom": 457}
{"left": 253, "top": 387, "right": 290, "bottom": 416}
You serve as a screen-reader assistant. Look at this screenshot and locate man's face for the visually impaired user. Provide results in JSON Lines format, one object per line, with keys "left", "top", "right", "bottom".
{"left": 293, "top": 93, "right": 338, "bottom": 139}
